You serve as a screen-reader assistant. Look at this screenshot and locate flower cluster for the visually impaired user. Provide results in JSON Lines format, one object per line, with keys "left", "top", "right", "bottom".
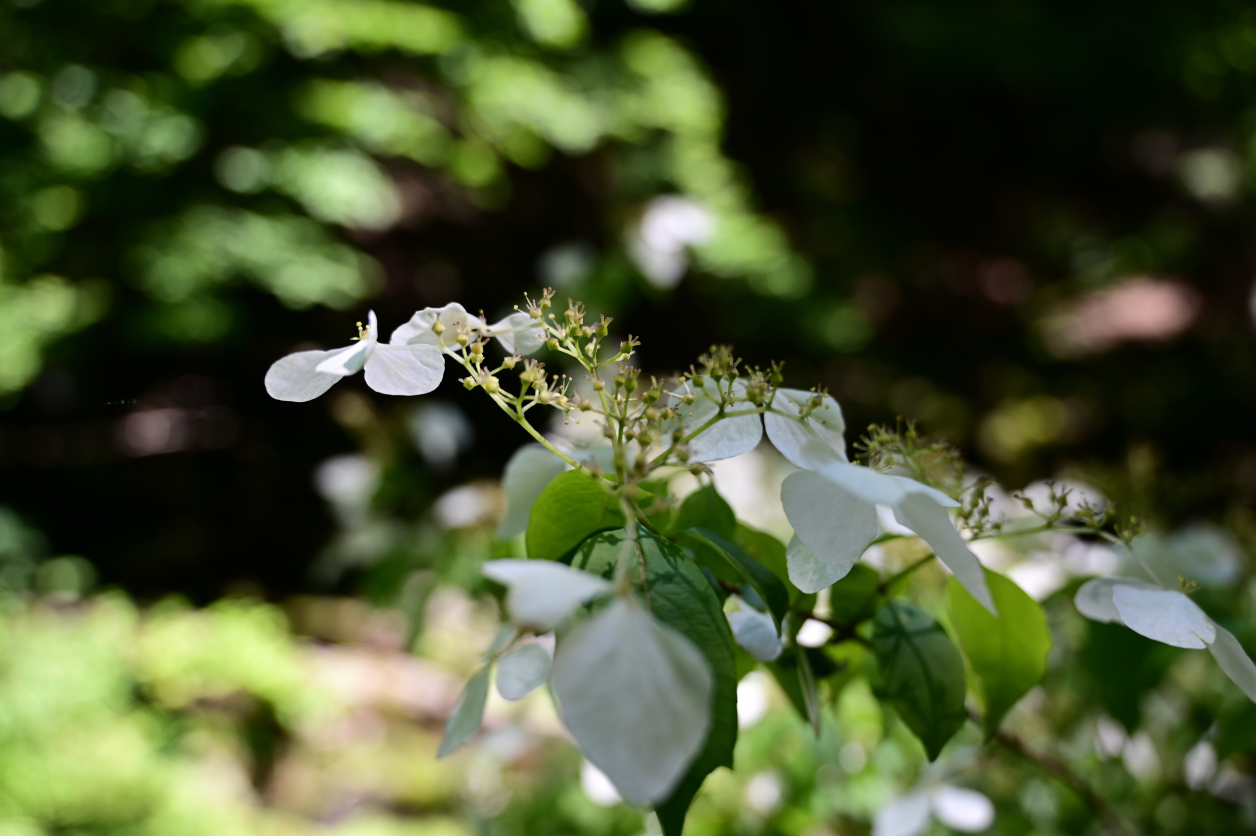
{"left": 265, "top": 292, "right": 1256, "bottom": 832}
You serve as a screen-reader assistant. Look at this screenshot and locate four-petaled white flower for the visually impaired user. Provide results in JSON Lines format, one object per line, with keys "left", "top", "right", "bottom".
{"left": 1075, "top": 576, "right": 1256, "bottom": 702}
{"left": 265, "top": 310, "right": 445, "bottom": 402}
{"left": 766, "top": 388, "right": 995, "bottom": 613}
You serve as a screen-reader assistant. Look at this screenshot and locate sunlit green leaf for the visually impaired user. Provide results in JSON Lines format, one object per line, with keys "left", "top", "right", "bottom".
{"left": 525, "top": 470, "right": 624, "bottom": 562}
{"left": 670, "top": 484, "right": 736, "bottom": 538}
{"left": 947, "top": 570, "right": 1051, "bottom": 737}
{"left": 871, "top": 601, "right": 966, "bottom": 761}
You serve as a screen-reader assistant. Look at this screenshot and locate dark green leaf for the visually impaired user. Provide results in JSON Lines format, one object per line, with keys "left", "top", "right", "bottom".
{"left": 525, "top": 470, "right": 625, "bottom": 562}
{"left": 871, "top": 601, "right": 967, "bottom": 760}
{"left": 829, "top": 564, "right": 880, "bottom": 625}
{"left": 1217, "top": 702, "right": 1256, "bottom": 760}
{"left": 679, "top": 527, "right": 790, "bottom": 630}
{"left": 733, "top": 524, "right": 794, "bottom": 599}
{"left": 768, "top": 645, "right": 830, "bottom": 733}
{"left": 570, "top": 527, "right": 737, "bottom": 836}
{"left": 947, "top": 570, "right": 1051, "bottom": 737}
{"left": 670, "top": 484, "right": 736, "bottom": 538}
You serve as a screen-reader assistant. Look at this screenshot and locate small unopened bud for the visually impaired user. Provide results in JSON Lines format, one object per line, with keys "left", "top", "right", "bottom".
{"left": 462, "top": 377, "right": 477, "bottom": 390}
{"left": 537, "top": 389, "right": 553, "bottom": 405}
{"left": 603, "top": 425, "right": 615, "bottom": 438}
{"left": 691, "top": 375, "right": 705, "bottom": 388}
{"left": 597, "top": 320, "right": 609, "bottom": 337}
{"left": 456, "top": 332, "right": 470, "bottom": 346}
{"left": 677, "top": 448, "right": 691, "bottom": 462}
{"left": 502, "top": 355, "right": 518, "bottom": 369}
{"left": 432, "top": 320, "right": 446, "bottom": 335}
{"left": 546, "top": 338, "right": 559, "bottom": 350}
{"left": 529, "top": 308, "right": 543, "bottom": 320}
{"left": 578, "top": 400, "right": 593, "bottom": 412}
{"left": 682, "top": 393, "right": 695, "bottom": 406}
{"left": 584, "top": 341, "right": 597, "bottom": 357}
{"left": 470, "top": 342, "right": 484, "bottom": 360}
{"left": 637, "top": 431, "right": 652, "bottom": 445}
{"left": 672, "top": 428, "right": 684, "bottom": 442}
{"left": 483, "top": 375, "right": 500, "bottom": 394}
{"left": 644, "top": 407, "right": 660, "bottom": 422}
{"left": 592, "top": 378, "right": 605, "bottom": 391}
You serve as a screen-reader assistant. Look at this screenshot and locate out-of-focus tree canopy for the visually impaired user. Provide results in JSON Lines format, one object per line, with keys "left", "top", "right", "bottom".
{"left": 3, "top": 0, "right": 1256, "bottom": 596}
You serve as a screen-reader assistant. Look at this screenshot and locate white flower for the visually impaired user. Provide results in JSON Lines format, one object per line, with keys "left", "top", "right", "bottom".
{"left": 765, "top": 388, "right": 992, "bottom": 610}
{"left": 662, "top": 378, "right": 763, "bottom": 462}
{"left": 773, "top": 452, "right": 994, "bottom": 612}
{"left": 496, "top": 641, "right": 553, "bottom": 700}
{"left": 874, "top": 785, "right": 994, "bottom": 836}
{"left": 726, "top": 597, "right": 782, "bottom": 661}
{"left": 1075, "top": 577, "right": 1256, "bottom": 702}
{"left": 481, "top": 559, "right": 611, "bottom": 631}
{"left": 265, "top": 310, "right": 444, "bottom": 402}
{"left": 763, "top": 388, "right": 848, "bottom": 470}
{"left": 551, "top": 596, "right": 713, "bottom": 805}
{"left": 389, "top": 302, "right": 546, "bottom": 356}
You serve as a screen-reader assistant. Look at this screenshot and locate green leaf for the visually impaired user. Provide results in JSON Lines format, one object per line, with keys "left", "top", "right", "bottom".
{"left": 526, "top": 470, "right": 625, "bottom": 562}
{"left": 1217, "top": 702, "right": 1256, "bottom": 760}
{"left": 947, "top": 569, "right": 1052, "bottom": 737}
{"left": 733, "top": 524, "right": 793, "bottom": 595}
{"left": 570, "top": 528, "right": 737, "bottom": 836}
{"left": 767, "top": 646, "right": 833, "bottom": 732}
{"left": 829, "top": 564, "right": 880, "bottom": 625}
{"left": 670, "top": 484, "right": 736, "bottom": 538}
{"left": 871, "top": 601, "right": 967, "bottom": 760}
{"left": 679, "top": 527, "right": 790, "bottom": 631}
{"left": 437, "top": 667, "right": 490, "bottom": 758}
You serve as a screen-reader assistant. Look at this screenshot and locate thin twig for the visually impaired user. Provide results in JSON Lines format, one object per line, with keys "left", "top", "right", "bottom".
{"left": 970, "top": 707, "right": 1129, "bottom": 836}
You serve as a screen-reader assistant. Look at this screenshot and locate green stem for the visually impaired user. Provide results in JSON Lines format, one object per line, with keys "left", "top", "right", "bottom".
{"left": 879, "top": 553, "right": 936, "bottom": 592}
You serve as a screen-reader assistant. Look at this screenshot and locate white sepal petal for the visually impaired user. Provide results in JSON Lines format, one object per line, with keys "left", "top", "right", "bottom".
{"left": 786, "top": 535, "right": 853, "bottom": 594}
{"left": 1111, "top": 586, "right": 1215, "bottom": 649}
{"left": 363, "top": 344, "right": 445, "bottom": 396}
{"left": 663, "top": 379, "right": 763, "bottom": 463}
{"left": 499, "top": 444, "right": 571, "bottom": 538}
{"left": 481, "top": 559, "right": 611, "bottom": 631}
{"left": 781, "top": 470, "right": 877, "bottom": 585}
{"left": 496, "top": 642, "right": 553, "bottom": 701}
{"left": 764, "top": 388, "right": 848, "bottom": 470}
{"left": 390, "top": 303, "right": 486, "bottom": 348}
{"left": 314, "top": 340, "right": 369, "bottom": 376}
{"left": 551, "top": 597, "right": 713, "bottom": 806}
{"left": 726, "top": 600, "right": 782, "bottom": 661}
{"left": 816, "top": 461, "right": 908, "bottom": 506}
{"left": 930, "top": 785, "right": 995, "bottom": 832}
{"left": 1074, "top": 577, "right": 1158, "bottom": 623}
{"left": 892, "top": 490, "right": 995, "bottom": 615}
{"left": 1208, "top": 624, "right": 1256, "bottom": 703}
{"left": 438, "top": 667, "right": 490, "bottom": 757}
{"left": 264, "top": 349, "right": 344, "bottom": 402}
{"left": 873, "top": 792, "right": 932, "bottom": 836}
{"left": 487, "top": 311, "right": 546, "bottom": 355}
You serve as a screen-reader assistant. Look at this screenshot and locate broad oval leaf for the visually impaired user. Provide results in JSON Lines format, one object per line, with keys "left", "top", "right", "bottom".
{"left": 871, "top": 601, "right": 967, "bottom": 761}
{"left": 680, "top": 527, "right": 789, "bottom": 631}
{"left": 526, "top": 470, "right": 625, "bottom": 562}
{"left": 437, "top": 667, "right": 490, "bottom": 758}
{"left": 828, "top": 563, "right": 881, "bottom": 625}
{"left": 947, "top": 570, "right": 1051, "bottom": 737}
{"left": 671, "top": 484, "right": 736, "bottom": 538}
{"left": 496, "top": 642, "right": 552, "bottom": 700}
{"left": 551, "top": 597, "right": 713, "bottom": 806}
{"left": 570, "top": 528, "right": 738, "bottom": 836}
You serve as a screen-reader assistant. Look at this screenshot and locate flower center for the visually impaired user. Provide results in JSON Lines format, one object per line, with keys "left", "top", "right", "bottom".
{"left": 350, "top": 321, "right": 370, "bottom": 341}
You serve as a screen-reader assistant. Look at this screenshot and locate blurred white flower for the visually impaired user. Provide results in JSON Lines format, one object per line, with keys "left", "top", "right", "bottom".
{"left": 627, "top": 196, "right": 714, "bottom": 289}
{"left": 481, "top": 559, "right": 610, "bottom": 632}
{"left": 874, "top": 784, "right": 995, "bottom": 836}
